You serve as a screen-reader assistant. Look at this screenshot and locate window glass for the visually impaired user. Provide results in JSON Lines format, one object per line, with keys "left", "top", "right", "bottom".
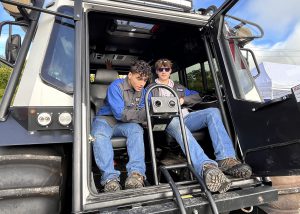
{"left": 227, "top": 39, "right": 263, "bottom": 102}
{"left": 185, "top": 62, "right": 217, "bottom": 94}
{"left": 170, "top": 71, "right": 179, "bottom": 84}
{"left": 186, "top": 63, "right": 203, "bottom": 92}
{"left": 203, "top": 61, "right": 216, "bottom": 93}
{"left": 41, "top": 6, "right": 75, "bottom": 94}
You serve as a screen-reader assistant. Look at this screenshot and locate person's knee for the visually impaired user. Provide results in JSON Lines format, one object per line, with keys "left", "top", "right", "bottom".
{"left": 167, "top": 118, "right": 180, "bottom": 130}
{"left": 127, "top": 123, "right": 144, "bottom": 134}
{"left": 207, "top": 108, "right": 221, "bottom": 119}
{"left": 91, "top": 119, "right": 112, "bottom": 139}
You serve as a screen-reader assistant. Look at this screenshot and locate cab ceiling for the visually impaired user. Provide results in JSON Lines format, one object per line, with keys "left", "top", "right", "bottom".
{"left": 88, "top": 11, "right": 207, "bottom": 66}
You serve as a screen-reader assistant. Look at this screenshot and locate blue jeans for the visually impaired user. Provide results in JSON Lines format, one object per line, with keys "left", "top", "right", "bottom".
{"left": 166, "top": 108, "right": 236, "bottom": 177}
{"left": 91, "top": 117, "right": 146, "bottom": 185}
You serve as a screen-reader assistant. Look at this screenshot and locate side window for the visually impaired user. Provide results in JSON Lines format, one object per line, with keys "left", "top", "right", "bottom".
{"left": 170, "top": 71, "right": 179, "bottom": 84}
{"left": 186, "top": 63, "right": 203, "bottom": 92}
{"left": 185, "top": 62, "right": 216, "bottom": 94}
{"left": 203, "top": 61, "right": 216, "bottom": 93}
{"left": 41, "top": 6, "right": 75, "bottom": 94}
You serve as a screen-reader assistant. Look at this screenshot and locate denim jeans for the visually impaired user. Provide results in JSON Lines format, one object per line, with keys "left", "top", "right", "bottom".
{"left": 166, "top": 108, "right": 236, "bottom": 177}
{"left": 91, "top": 117, "right": 146, "bottom": 185}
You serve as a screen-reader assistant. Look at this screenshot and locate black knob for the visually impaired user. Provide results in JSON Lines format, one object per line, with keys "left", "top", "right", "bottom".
{"left": 169, "top": 100, "right": 176, "bottom": 107}
{"left": 155, "top": 100, "right": 162, "bottom": 107}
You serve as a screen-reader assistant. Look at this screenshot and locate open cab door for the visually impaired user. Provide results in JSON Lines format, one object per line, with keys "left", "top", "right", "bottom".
{"left": 209, "top": 3, "right": 300, "bottom": 177}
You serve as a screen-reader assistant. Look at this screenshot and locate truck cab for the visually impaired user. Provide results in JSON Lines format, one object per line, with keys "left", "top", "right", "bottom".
{"left": 0, "top": 0, "right": 299, "bottom": 213}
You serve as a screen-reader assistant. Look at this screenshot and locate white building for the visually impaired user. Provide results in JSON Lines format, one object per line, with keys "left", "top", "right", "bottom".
{"left": 251, "top": 62, "right": 300, "bottom": 100}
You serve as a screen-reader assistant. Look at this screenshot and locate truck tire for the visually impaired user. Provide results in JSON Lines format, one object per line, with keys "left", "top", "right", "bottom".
{"left": 0, "top": 145, "right": 67, "bottom": 214}
{"left": 266, "top": 176, "right": 300, "bottom": 213}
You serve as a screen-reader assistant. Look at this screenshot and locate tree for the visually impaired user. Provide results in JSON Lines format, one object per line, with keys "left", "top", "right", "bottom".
{"left": 0, "top": 63, "right": 12, "bottom": 100}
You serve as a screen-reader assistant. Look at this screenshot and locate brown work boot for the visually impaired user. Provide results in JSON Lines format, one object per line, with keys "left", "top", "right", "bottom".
{"left": 203, "top": 163, "right": 231, "bottom": 193}
{"left": 104, "top": 178, "right": 121, "bottom": 192}
{"left": 218, "top": 158, "right": 252, "bottom": 179}
{"left": 125, "top": 172, "right": 144, "bottom": 189}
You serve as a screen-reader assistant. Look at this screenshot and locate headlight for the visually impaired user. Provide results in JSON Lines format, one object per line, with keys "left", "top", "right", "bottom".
{"left": 58, "top": 112, "right": 72, "bottom": 126}
{"left": 37, "top": 112, "right": 52, "bottom": 127}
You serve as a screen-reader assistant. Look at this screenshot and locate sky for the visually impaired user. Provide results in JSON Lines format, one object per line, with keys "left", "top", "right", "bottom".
{"left": 1, "top": 0, "right": 300, "bottom": 66}
{"left": 0, "top": 5, "right": 14, "bottom": 58}
{"left": 194, "top": 0, "right": 300, "bottom": 66}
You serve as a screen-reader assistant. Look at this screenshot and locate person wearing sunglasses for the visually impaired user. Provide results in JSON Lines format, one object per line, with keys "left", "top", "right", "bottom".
{"left": 150, "top": 58, "right": 252, "bottom": 193}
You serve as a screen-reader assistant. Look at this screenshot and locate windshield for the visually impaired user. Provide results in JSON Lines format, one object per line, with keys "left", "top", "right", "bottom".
{"left": 40, "top": 6, "right": 75, "bottom": 94}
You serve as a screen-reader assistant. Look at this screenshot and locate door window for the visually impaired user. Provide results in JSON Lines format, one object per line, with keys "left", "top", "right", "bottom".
{"left": 227, "top": 40, "right": 263, "bottom": 102}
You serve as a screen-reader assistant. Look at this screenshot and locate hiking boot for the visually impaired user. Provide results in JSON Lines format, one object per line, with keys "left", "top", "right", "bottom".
{"left": 218, "top": 158, "right": 252, "bottom": 179}
{"left": 125, "top": 172, "right": 144, "bottom": 189}
{"left": 104, "top": 178, "right": 121, "bottom": 192}
{"left": 203, "top": 163, "right": 231, "bottom": 193}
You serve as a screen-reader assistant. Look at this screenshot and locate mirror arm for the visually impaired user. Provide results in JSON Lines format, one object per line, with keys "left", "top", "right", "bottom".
{"left": 17, "top": 6, "right": 30, "bottom": 22}
{"left": 0, "top": 21, "right": 28, "bottom": 36}
{"left": 0, "top": 0, "right": 74, "bottom": 20}
{"left": 0, "top": 57, "right": 14, "bottom": 68}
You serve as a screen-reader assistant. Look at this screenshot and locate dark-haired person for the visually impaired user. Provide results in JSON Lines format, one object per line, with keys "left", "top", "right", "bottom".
{"left": 91, "top": 60, "right": 152, "bottom": 192}
{"left": 150, "top": 58, "right": 252, "bottom": 193}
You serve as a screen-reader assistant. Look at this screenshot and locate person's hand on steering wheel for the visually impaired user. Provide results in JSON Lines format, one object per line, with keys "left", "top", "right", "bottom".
{"left": 179, "top": 97, "right": 184, "bottom": 105}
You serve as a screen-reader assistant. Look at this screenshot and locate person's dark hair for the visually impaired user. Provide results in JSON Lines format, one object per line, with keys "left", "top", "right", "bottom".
{"left": 130, "top": 60, "right": 152, "bottom": 79}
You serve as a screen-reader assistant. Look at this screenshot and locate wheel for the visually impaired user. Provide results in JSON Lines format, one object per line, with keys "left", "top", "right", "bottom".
{"left": 267, "top": 176, "right": 300, "bottom": 212}
{"left": 0, "top": 145, "right": 67, "bottom": 214}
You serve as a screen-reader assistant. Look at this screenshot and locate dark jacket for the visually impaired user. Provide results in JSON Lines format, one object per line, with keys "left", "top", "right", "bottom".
{"left": 98, "top": 77, "right": 146, "bottom": 124}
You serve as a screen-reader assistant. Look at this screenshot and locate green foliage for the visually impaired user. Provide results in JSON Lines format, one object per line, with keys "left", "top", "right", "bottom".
{"left": 0, "top": 89, "right": 4, "bottom": 100}
{"left": 0, "top": 63, "right": 12, "bottom": 100}
{"left": 0, "top": 69, "right": 12, "bottom": 89}
{"left": 187, "top": 69, "right": 203, "bottom": 92}
{"left": 186, "top": 68, "right": 215, "bottom": 93}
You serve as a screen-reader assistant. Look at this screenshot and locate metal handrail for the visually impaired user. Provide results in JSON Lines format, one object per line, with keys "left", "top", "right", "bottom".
{"left": 145, "top": 84, "right": 192, "bottom": 185}
{"left": 0, "top": 0, "right": 74, "bottom": 20}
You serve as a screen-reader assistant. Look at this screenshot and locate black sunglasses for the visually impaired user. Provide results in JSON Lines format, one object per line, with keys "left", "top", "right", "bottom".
{"left": 157, "top": 67, "right": 171, "bottom": 72}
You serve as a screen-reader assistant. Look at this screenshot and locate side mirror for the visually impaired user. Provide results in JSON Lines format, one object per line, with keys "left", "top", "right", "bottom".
{"left": 5, "top": 34, "right": 21, "bottom": 64}
{"left": 0, "top": 22, "right": 26, "bottom": 67}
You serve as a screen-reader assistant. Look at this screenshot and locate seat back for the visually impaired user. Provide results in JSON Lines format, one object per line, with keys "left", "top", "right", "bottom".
{"left": 90, "top": 69, "right": 119, "bottom": 112}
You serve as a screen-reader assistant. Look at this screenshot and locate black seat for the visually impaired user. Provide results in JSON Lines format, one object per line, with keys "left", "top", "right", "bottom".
{"left": 90, "top": 69, "right": 126, "bottom": 148}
